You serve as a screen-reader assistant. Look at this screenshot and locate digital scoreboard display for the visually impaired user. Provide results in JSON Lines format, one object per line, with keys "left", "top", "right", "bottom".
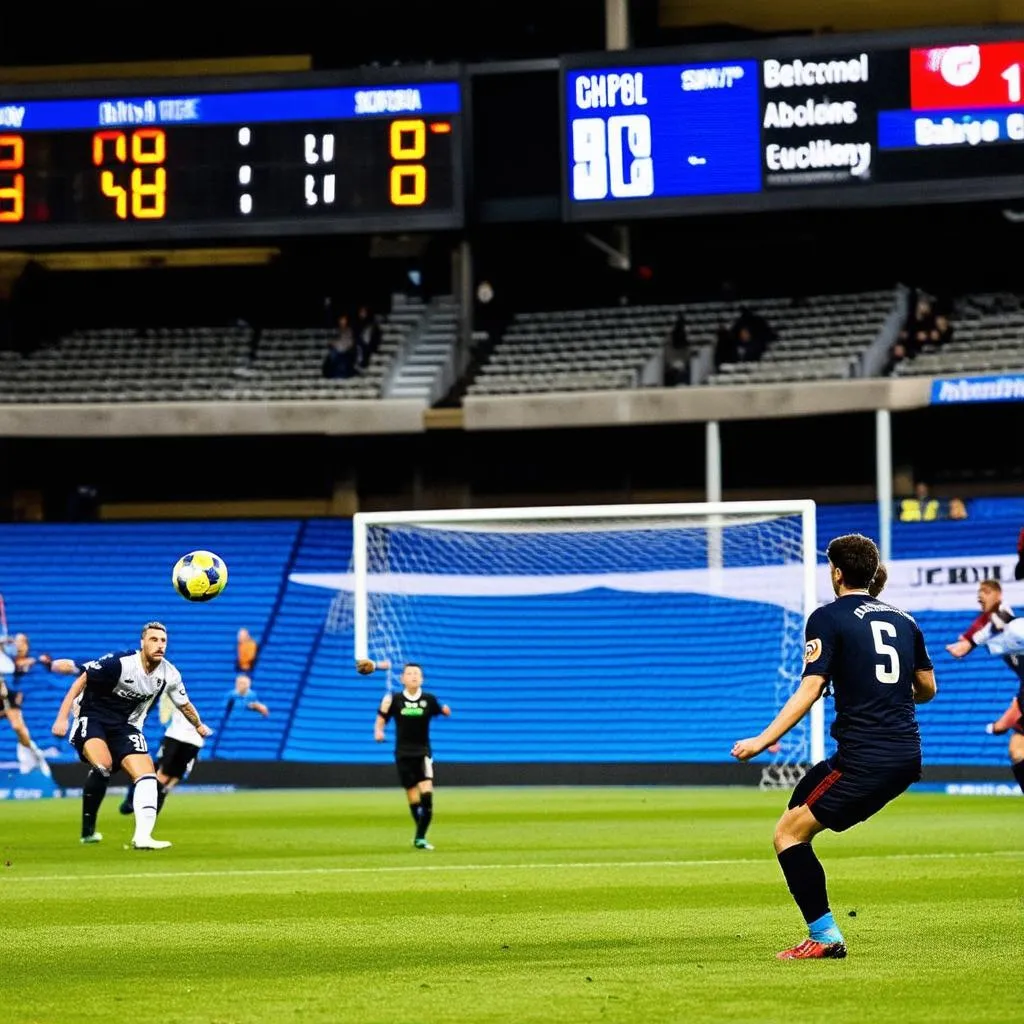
{"left": 563, "top": 33, "right": 1024, "bottom": 220}
{"left": 0, "top": 69, "right": 464, "bottom": 244}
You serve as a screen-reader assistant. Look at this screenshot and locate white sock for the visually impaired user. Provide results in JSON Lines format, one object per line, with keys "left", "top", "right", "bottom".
{"left": 132, "top": 775, "right": 158, "bottom": 843}
{"left": 30, "top": 742, "right": 52, "bottom": 777}
{"left": 16, "top": 742, "right": 35, "bottom": 774}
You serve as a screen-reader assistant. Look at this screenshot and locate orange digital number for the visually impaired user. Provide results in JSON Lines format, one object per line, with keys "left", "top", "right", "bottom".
{"left": 388, "top": 118, "right": 427, "bottom": 207}
{"left": 92, "top": 130, "right": 127, "bottom": 165}
{"left": 92, "top": 128, "right": 167, "bottom": 220}
{"left": 0, "top": 134, "right": 25, "bottom": 223}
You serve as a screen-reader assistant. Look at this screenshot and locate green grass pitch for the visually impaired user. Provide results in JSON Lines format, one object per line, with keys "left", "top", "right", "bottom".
{"left": 1, "top": 786, "right": 1018, "bottom": 1023}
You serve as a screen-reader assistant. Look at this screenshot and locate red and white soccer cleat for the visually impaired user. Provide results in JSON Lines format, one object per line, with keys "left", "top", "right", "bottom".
{"left": 776, "top": 938, "right": 848, "bottom": 960}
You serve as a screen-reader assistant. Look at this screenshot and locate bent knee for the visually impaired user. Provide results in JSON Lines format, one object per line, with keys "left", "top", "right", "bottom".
{"left": 773, "top": 805, "right": 820, "bottom": 851}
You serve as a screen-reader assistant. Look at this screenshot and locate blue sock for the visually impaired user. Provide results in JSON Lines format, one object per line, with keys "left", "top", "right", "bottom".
{"left": 808, "top": 911, "right": 844, "bottom": 944}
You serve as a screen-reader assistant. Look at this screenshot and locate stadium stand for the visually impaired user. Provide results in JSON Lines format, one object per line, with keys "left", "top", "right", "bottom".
{"left": 0, "top": 295, "right": 426, "bottom": 403}
{"left": 465, "top": 302, "right": 677, "bottom": 395}
{"left": 464, "top": 289, "right": 898, "bottom": 395}
{"left": 706, "top": 289, "right": 897, "bottom": 385}
{"left": 891, "top": 292, "right": 1024, "bottom": 378}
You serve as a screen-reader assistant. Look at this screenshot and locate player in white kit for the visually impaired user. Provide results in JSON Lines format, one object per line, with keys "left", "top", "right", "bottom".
{"left": 51, "top": 621, "right": 211, "bottom": 849}
{"left": 119, "top": 673, "right": 269, "bottom": 814}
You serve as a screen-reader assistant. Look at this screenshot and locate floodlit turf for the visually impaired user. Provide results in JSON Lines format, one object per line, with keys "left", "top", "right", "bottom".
{"left": 1, "top": 786, "right": 1019, "bottom": 1023}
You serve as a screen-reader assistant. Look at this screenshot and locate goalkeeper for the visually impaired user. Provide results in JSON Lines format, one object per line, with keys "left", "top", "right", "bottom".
{"left": 357, "top": 657, "right": 451, "bottom": 850}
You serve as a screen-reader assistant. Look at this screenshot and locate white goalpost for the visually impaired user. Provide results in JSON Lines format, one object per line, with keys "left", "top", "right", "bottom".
{"left": 350, "top": 500, "right": 821, "bottom": 788}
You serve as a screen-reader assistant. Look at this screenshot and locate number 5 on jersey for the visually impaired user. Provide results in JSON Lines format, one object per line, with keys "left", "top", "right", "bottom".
{"left": 870, "top": 621, "right": 900, "bottom": 684}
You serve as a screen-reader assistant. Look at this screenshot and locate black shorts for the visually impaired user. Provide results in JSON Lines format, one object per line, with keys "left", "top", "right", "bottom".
{"left": 0, "top": 688, "right": 23, "bottom": 714}
{"left": 790, "top": 756, "right": 921, "bottom": 833}
{"left": 157, "top": 736, "right": 201, "bottom": 780}
{"left": 70, "top": 715, "right": 150, "bottom": 768}
{"left": 396, "top": 754, "right": 434, "bottom": 789}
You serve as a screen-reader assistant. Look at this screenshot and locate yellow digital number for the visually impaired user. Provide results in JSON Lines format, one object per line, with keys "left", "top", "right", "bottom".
{"left": 389, "top": 165, "right": 426, "bottom": 206}
{"left": 100, "top": 170, "right": 128, "bottom": 219}
{"left": 389, "top": 119, "right": 426, "bottom": 160}
{"left": 132, "top": 128, "right": 166, "bottom": 164}
{"left": 388, "top": 119, "right": 427, "bottom": 207}
{"left": 0, "top": 135, "right": 25, "bottom": 223}
{"left": 131, "top": 166, "right": 167, "bottom": 219}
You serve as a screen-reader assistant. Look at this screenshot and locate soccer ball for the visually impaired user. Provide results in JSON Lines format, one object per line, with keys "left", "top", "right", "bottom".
{"left": 172, "top": 550, "right": 228, "bottom": 602}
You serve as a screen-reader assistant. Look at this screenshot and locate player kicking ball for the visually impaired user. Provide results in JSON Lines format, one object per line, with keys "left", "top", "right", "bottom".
{"left": 732, "top": 535, "right": 937, "bottom": 960}
{"left": 359, "top": 658, "right": 451, "bottom": 850}
{"left": 51, "top": 621, "right": 212, "bottom": 850}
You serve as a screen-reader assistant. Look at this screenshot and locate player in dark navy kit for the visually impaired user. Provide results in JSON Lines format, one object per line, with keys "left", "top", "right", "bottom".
{"left": 51, "top": 621, "right": 212, "bottom": 849}
{"left": 732, "top": 534, "right": 937, "bottom": 960}
{"left": 945, "top": 578, "right": 1024, "bottom": 794}
{"left": 361, "top": 659, "right": 451, "bottom": 850}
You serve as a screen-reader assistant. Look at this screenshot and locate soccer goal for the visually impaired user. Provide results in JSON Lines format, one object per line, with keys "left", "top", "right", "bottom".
{"left": 352, "top": 500, "right": 821, "bottom": 789}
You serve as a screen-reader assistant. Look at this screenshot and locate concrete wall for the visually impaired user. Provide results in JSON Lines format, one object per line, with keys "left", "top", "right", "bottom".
{"left": 463, "top": 377, "right": 934, "bottom": 431}
{"left": 0, "top": 398, "right": 427, "bottom": 437}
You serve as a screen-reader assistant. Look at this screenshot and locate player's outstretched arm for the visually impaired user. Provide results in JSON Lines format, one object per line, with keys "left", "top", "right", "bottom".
{"left": 45, "top": 657, "right": 81, "bottom": 675}
{"left": 356, "top": 658, "right": 391, "bottom": 675}
{"left": 179, "top": 701, "right": 213, "bottom": 737}
{"left": 248, "top": 700, "right": 270, "bottom": 717}
{"left": 946, "top": 638, "right": 973, "bottom": 658}
{"left": 441, "top": 704, "right": 451, "bottom": 716}
{"left": 51, "top": 672, "right": 86, "bottom": 736}
{"left": 731, "top": 674, "right": 827, "bottom": 761}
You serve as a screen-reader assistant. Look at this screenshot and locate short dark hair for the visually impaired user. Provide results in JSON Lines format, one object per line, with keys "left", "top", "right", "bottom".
{"left": 141, "top": 621, "right": 167, "bottom": 637}
{"left": 979, "top": 579, "right": 1002, "bottom": 593}
{"left": 827, "top": 534, "right": 880, "bottom": 590}
{"left": 403, "top": 662, "right": 422, "bottom": 672}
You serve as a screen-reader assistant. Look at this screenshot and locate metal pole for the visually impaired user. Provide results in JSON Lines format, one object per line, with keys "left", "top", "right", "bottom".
{"left": 705, "top": 420, "right": 722, "bottom": 503}
{"left": 876, "top": 409, "right": 893, "bottom": 561}
{"left": 706, "top": 420, "right": 723, "bottom": 571}
{"left": 604, "top": 0, "right": 630, "bottom": 50}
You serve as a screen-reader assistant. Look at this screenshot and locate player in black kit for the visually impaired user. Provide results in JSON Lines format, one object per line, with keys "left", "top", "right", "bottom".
{"left": 360, "top": 659, "right": 451, "bottom": 850}
{"left": 732, "top": 534, "right": 937, "bottom": 960}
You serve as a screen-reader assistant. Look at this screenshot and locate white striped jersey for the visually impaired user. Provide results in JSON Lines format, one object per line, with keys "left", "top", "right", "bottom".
{"left": 80, "top": 649, "right": 190, "bottom": 729}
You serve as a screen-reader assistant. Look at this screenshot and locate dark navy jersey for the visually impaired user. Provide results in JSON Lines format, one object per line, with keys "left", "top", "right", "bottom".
{"left": 803, "top": 593, "right": 933, "bottom": 767}
{"left": 78, "top": 648, "right": 190, "bottom": 729}
{"left": 380, "top": 689, "right": 444, "bottom": 758}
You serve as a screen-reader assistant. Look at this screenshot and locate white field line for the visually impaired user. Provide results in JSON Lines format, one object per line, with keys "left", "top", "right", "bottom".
{"left": 0, "top": 849, "right": 1020, "bottom": 885}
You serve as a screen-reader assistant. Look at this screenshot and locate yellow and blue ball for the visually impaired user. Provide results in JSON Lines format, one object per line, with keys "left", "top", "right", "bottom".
{"left": 172, "top": 550, "right": 228, "bottom": 602}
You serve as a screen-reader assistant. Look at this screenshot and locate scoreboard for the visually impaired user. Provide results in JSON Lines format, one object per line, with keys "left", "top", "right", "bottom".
{"left": 562, "top": 30, "right": 1024, "bottom": 220}
{"left": 0, "top": 68, "right": 464, "bottom": 244}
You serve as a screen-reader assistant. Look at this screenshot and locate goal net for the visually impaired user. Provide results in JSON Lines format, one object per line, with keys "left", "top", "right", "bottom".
{"left": 351, "top": 501, "right": 820, "bottom": 789}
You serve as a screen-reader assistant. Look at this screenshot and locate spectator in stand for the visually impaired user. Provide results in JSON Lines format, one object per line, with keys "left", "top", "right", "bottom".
{"left": 723, "top": 307, "right": 774, "bottom": 366}
{"left": 886, "top": 297, "right": 944, "bottom": 373}
{"left": 666, "top": 310, "right": 691, "bottom": 385}
{"left": 356, "top": 305, "right": 382, "bottom": 370}
{"left": 714, "top": 323, "right": 736, "bottom": 371}
{"left": 321, "top": 314, "right": 356, "bottom": 379}
{"left": 236, "top": 628, "right": 258, "bottom": 674}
